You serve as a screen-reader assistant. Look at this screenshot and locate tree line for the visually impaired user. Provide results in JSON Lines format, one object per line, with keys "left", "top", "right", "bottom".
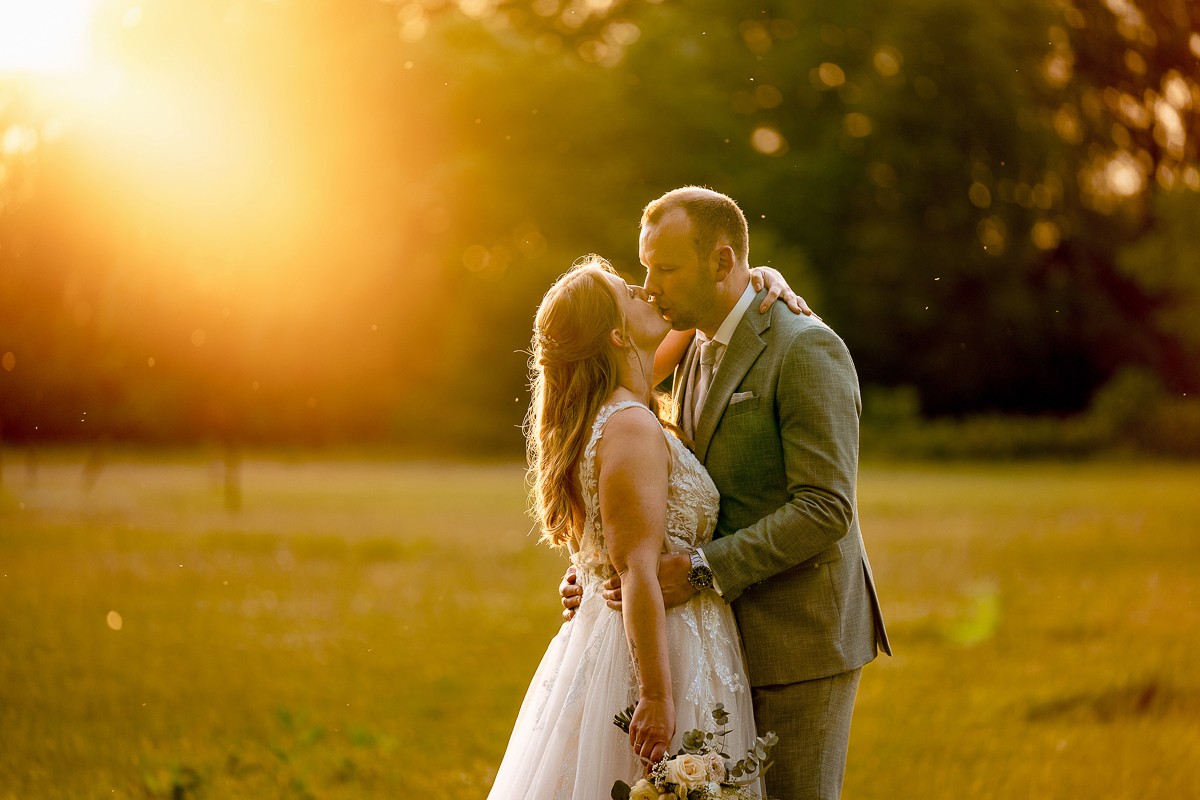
{"left": 1, "top": 0, "right": 1197, "bottom": 453}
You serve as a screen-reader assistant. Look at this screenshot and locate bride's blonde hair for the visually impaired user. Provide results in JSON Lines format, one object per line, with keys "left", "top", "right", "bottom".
{"left": 525, "top": 255, "right": 631, "bottom": 549}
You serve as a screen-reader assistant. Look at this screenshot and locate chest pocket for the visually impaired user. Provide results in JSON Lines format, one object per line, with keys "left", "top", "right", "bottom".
{"left": 722, "top": 394, "right": 762, "bottom": 419}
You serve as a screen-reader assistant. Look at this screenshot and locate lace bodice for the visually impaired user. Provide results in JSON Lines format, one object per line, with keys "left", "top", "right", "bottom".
{"left": 572, "top": 400, "right": 720, "bottom": 587}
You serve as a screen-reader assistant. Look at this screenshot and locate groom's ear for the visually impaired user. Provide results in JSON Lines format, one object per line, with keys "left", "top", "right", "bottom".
{"left": 609, "top": 329, "right": 627, "bottom": 349}
{"left": 714, "top": 245, "right": 736, "bottom": 282}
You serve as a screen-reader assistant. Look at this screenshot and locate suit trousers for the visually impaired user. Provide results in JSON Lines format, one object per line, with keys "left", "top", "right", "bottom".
{"left": 752, "top": 668, "right": 862, "bottom": 800}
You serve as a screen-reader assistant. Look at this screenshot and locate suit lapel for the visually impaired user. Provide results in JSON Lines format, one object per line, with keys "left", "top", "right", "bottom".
{"left": 672, "top": 336, "right": 701, "bottom": 430}
{"left": 695, "top": 290, "right": 771, "bottom": 462}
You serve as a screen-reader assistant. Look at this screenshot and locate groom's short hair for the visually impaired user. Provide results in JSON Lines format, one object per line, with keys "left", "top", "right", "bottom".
{"left": 641, "top": 186, "right": 750, "bottom": 266}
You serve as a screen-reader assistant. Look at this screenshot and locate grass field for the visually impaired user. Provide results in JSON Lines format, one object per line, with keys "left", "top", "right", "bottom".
{"left": 1, "top": 452, "right": 1197, "bottom": 799}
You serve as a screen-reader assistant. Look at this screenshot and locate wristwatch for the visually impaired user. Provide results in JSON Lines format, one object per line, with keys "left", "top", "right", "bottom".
{"left": 687, "top": 549, "right": 715, "bottom": 591}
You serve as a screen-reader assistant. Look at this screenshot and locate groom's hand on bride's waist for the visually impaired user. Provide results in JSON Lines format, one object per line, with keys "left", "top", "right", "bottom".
{"left": 560, "top": 553, "right": 697, "bottom": 617}
{"left": 601, "top": 552, "right": 695, "bottom": 612}
{"left": 559, "top": 566, "right": 582, "bottom": 621}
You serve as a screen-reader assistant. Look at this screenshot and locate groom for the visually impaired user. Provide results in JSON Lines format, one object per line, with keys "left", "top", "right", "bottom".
{"left": 564, "top": 186, "right": 890, "bottom": 799}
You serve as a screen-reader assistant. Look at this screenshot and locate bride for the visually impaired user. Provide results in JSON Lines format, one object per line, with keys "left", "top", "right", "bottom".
{"left": 486, "top": 255, "right": 765, "bottom": 799}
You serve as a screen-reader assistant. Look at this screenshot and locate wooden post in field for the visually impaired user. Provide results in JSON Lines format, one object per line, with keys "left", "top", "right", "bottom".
{"left": 224, "top": 443, "right": 242, "bottom": 513}
{"left": 82, "top": 438, "right": 107, "bottom": 493}
{"left": 25, "top": 444, "right": 37, "bottom": 488}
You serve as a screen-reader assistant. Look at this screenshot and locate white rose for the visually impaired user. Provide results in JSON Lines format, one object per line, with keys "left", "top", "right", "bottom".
{"left": 702, "top": 751, "right": 727, "bottom": 782}
{"left": 629, "top": 778, "right": 661, "bottom": 800}
{"left": 664, "top": 753, "right": 710, "bottom": 790}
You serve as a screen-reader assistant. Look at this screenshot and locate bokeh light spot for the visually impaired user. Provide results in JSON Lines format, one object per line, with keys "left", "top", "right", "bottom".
{"left": 740, "top": 21, "right": 772, "bottom": 55}
{"left": 1032, "top": 220, "right": 1061, "bottom": 250}
{"left": 1105, "top": 152, "right": 1145, "bottom": 196}
{"left": 458, "top": 0, "right": 496, "bottom": 21}
{"left": 842, "top": 112, "right": 873, "bottom": 138}
{"left": 815, "top": 62, "right": 845, "bottom": 89}
{"left": 106, "top": 610, "right": 123, "bottom": 631}
{"left": 1153, "top": 99, "right": 1186, "bottom": 160}
{"left": 1161, "top": 72, "right": 1191, "bottom": 110}
{"left": 868, "top": 162, "right": 897, "bottom": 188}
{"left": 977, "top": 216, "right": 1007, "bottom": 255}
{"left": 191, "top": 329, "right": 206, "bottom": 347}
{"left": 873, "top": 46, "right": 902, "bottom": 77}
{"left": 395, "top": 3, "right": 428, "bottom": 43}
{"left": 463, "top": 244, "right": 490, "bottom": 273}
{"left": 3, "top": 124, "right": 40, "bottom": 156}
{"left": 750, "top": 126, "right": 787, "bottom": 156}
{"left": 969, "top": 182, "right": 992, "bottom": 209}
{"left": 1123, "top": 49, "right": 1146, "bottom": 75}
{"left": 606, "top": 21, "right": 640, "bottom": 47}
{"left": 754, "top": 84, "right": 783, "bottom": 109}
{"left": 1053, "top": 106, "right": 1083, "bottom": 144}
{"left": 1184, "top": 165, "right": 1200, "bottom": 191}
{"left": 2, "top": 352, "right": 15, "bottom": 372}
{"left": 819, "top": 24, "right": 845, "bottom": 47}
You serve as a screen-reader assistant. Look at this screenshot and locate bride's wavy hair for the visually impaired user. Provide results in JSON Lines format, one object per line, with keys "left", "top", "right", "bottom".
{"left": 525, "top": 255, "right": 637, "bottom": 549}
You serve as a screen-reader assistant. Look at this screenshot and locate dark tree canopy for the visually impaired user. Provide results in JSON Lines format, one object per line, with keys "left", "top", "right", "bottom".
{"left": 1, "top": 0, "right": 1197, "bottom": 448}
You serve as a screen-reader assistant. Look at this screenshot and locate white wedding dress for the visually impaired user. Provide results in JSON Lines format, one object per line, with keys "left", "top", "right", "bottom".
{"left": 487, "top": 401, "right": 763, "bottom": 800}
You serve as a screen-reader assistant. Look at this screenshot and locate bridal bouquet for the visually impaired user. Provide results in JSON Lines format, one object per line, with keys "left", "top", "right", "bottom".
{"left": 610, "top": 704, "right": 778, "bottom": 800}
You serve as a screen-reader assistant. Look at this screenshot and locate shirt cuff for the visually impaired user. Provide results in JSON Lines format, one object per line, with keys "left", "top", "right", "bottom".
{"left": 695, "top": 547, "right": 724, "bottom": 597}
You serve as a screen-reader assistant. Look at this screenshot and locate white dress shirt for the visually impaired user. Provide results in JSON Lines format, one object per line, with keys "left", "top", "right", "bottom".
{"left": 692, "top": 280, "right": 757, "bottom": 595}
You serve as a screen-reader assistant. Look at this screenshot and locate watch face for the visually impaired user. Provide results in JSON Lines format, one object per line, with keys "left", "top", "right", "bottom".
{"left": 689, "top": 565, "right": 714, "bottom": 589}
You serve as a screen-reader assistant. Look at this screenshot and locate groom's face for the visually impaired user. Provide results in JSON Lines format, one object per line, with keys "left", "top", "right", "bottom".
{"left": 639, "top": 208, "right": 721, "bottom": 334}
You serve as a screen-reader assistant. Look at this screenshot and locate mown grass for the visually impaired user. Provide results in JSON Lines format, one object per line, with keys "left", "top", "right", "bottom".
{"left": 1, "top": 453, "right": 1197, "bottom": 799}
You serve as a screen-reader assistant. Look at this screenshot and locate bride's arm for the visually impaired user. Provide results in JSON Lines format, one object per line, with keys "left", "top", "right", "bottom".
{"left": 652, "top": 329, "right": 694, "bottom": 387}
{"left": 650, "top": 267, "right": 815, "bottom": 386}
{"left": 597, "top": 407, "right": 675, "bottom": 766}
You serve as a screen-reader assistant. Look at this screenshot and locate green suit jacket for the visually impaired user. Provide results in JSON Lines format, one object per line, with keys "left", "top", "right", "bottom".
{"left": 679, "top": 289, "right": 891, "bottom": 687}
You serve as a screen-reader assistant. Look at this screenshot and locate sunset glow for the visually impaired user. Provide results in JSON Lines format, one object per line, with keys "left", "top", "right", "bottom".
{"left": 0, "top": 0, "right": 97, "bottom": 74}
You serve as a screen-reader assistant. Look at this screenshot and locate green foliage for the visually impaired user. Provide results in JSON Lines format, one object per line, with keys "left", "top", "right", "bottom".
{"left": 0, "top": 0, "right": 1198, "bottom": 449}
{"left": 613, "top": 703, "right": 635, "bottom": 734}
{"left": 863, "top": 367, "right": 1200, "bottom": 459}
{"left": 1117, "top": 189, "right": 1200, "bottom": 390}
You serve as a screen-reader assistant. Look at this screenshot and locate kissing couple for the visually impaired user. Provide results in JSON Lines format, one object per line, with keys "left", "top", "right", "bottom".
{"left": 487, "top": 186, "right": 890, "bottom": 800}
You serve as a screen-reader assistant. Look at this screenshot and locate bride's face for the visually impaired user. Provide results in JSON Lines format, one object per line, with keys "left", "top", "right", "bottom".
{"left": 602, "top": 272, "right": 671, "bottom": 351}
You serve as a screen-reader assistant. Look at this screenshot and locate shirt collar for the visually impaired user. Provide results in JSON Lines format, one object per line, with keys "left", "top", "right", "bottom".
{"left": 701, "top": 281, "right": 756, "bottom": 349}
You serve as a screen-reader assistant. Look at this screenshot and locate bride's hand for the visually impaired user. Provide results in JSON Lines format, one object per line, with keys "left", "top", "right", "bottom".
{"left": 750, "top": 266, "right": 819, "bottom": 318}
{"left": 629, "top": 694, "right": 675, "bottom": 767}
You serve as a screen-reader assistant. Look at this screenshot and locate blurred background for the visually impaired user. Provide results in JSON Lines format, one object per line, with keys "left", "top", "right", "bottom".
{"left": 2, "top": 2, "right": 1199, "bottom": 799}
{"left": 2, "top": 0, "right": 1197, "bottom": 457}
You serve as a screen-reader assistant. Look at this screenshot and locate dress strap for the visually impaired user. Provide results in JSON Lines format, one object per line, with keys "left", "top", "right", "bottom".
{"left": 586, "top": 400, "right": 665, "bottom": 459}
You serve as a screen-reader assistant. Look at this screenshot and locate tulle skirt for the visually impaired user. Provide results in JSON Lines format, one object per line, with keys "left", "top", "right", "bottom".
{"left": 486, "top": 584, "right": 763, "bottom": 800}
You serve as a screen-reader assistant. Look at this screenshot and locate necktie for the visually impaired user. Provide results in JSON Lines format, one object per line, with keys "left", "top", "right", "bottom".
{"left": 690, "top": 339, "right": 719, "bottom": 435}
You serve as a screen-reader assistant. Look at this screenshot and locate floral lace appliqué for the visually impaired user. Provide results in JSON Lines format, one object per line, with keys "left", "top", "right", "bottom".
{"left": 574, "top": 401, "right": 743, "bottom": 701}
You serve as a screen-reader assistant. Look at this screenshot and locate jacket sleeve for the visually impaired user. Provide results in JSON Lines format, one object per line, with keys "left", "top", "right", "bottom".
{"left": 700, "top": 324, "right": 861, "bottom": 602}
